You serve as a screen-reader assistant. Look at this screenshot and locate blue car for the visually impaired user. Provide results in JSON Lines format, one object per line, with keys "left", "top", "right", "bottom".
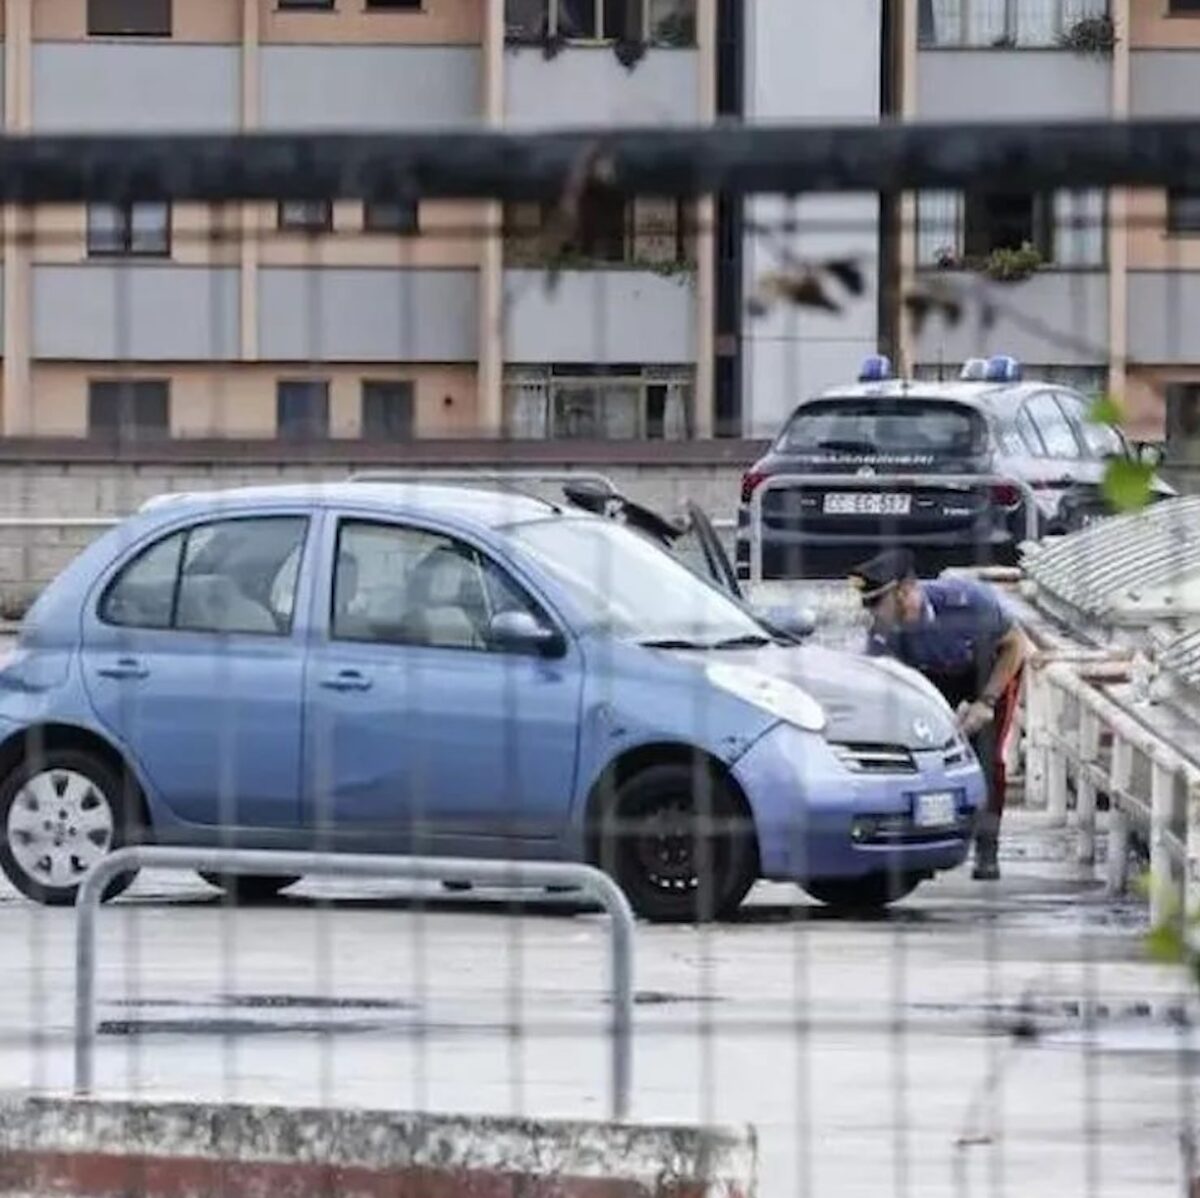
{"left": 0, "top": 483, "right": 985, "bottom": 921}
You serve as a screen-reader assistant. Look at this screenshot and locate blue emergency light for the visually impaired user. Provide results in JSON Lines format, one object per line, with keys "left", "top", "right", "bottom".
{"left": 858, "top": 355, "right": 893, "bottom": 383}
{"left": 984, "top": 355, "right": 1022, "bottom": 382}
{"left": 960, "top": 358, "right": 988, "bottom": 381}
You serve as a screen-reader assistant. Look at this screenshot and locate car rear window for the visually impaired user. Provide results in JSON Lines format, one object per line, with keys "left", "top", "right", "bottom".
{"left": 776, "top": 399, "right": 986, "bottom": 459}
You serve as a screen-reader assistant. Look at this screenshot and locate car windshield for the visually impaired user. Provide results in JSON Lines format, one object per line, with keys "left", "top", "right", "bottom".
{"left": 777, "top": 398, "right": 986, "bottom": 457}
{"left": 502, "top": 517, "right": 766, "bottom": 646}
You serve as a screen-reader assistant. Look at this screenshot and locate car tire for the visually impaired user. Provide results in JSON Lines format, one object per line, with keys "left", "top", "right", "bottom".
{"left": 599, "top": 762, "right": 757, "bottom": 924}
{"left": 0, "top": 748, "right": 139, "bottom": 907}
{"left": 803, "top": 873, "right": 921, "bottom": 912}
{"left": 199, "top": 873, "right": 300, "bottom": 904}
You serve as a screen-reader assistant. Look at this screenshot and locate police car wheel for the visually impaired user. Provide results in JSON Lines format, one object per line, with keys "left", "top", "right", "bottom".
{"left": 803, "top": 873, "right": 921, "bottom": 912}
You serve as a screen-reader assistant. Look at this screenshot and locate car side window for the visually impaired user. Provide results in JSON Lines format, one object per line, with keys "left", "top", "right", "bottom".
{"left": 1058, "top": 391, "right": 1124, "bottom": 459}
{"left": 1013, "top": 405, "right": 1046, "bottom": 456}
{"left": 332, "top": 520, "right": 544, "bottom": 652}
{"left": 100, "top": 516, "right": 309, "bottom": 636}
{"left": 1026, "top": 392, "right": 1081, "bottom": 459}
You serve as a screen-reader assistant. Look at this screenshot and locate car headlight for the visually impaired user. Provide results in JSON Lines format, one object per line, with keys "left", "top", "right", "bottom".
{"left": 706, "top": 662, "right": 826, "bottom": 733}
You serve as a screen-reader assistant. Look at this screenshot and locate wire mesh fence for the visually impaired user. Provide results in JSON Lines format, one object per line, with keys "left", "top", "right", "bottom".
{"left": 0, "top": 115, "right": 1198, "bottom": 1198}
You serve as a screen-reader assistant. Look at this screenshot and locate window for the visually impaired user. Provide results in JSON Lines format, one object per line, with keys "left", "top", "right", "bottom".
{"left": 1025, "top": 393, "right": 1081, "bottom": 458}
{"left": 504, "top": 367, "right": 692, "bottom": 439}
{"left": 88, "top": 0, "right": 171, "bottom": 36}
{"left": 1013, "top": 406, "right": 1046, "bottom": 456}
{"left": 278, "top": 0, "right": 334, "bottom": 7}
{"left": 332, "top": 522, "right": 545, "bottom": 651}
{"left": 1169, "top": 191, "right": 1200, "bottom": 235}
{"left": 364, "top": 200, "right": 419, "bottom": 234}
{"left": 361, "top": 381, "right": 415, "bottom": 441}
{"left": 1169, "top": 0, "right": 1200, "bottom": 12}
{"left": 364, "top": 0, "right": 422, "bottom": 8}
{"left": 87, "top": 203, "right": 170, "bottom": 257}
{"left": 277, "top": 380, "right": 330, "bottom": 441}
{"left": 777, "top": 398, "right": 986, "bottom": 457}
{"left": 918, "top": 0, "right": 1108, "bottom": 47}
{"left": 505, "top": 0, "right": 696, "bottom": 43}
{"left": 102, "top": 517, "right": 308, "bottom": 636}
{"left": 505, "top": 194, "right": 688, "bottom": 267}
{"left": 1166, "top": 384, "right": 1200, "bottom": 442}
{"left": 278, "top": 201, "right": 332, "bottom": 233}
{"left": 917, "top": 189, "right": 1104, "bottom": 267}
{"left": 88, "top": 380, "right": 170, "bottom": 442}
{"left": 1056, "top": 391, "right": 1125, "bottom": 459}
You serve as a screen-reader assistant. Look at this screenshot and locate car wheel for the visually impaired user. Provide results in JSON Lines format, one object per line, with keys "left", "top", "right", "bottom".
{"left": 0, "top": 749, "right": 138, "bottom": 907}
{"left": 199, "top": 873, "right": 300, "bottom": 903}
{"left": 803, "top": 873, "right": 921, "bottom": 912}
{"left": 600, "top": 763, "right": 757, "bottom": 924}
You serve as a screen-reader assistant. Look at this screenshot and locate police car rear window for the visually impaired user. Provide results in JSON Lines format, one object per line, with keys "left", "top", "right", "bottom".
{"left": 776, "top": 399, "right": 986, "bottom": 459}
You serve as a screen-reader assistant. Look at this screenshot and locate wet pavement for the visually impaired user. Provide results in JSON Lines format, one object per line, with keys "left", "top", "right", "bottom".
{"left": 0, "top": 810, "right": 1192, "bottom": 1197}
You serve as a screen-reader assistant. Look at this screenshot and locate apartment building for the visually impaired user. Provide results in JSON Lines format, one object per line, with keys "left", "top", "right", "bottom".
{"left": 0, "top": 0, "right": 709, "bottom": 443}
{"left": 904, "top": 0, "right": 1200, "bottom": 443}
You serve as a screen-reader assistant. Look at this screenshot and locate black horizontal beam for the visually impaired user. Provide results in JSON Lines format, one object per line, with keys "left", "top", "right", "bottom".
{"left": 0, "top": 120, "right": 1198, "bottom": 203}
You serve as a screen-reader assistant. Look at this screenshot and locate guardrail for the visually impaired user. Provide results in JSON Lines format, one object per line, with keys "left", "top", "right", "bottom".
{"left": 75, "top": 847, "right": 636, "bottom": 1118}
{"left": 1024, "top": 657, "right": 1200, "bottom": 927}
{"left": 745, "top": 473, "right": 1039, "bottom": 584}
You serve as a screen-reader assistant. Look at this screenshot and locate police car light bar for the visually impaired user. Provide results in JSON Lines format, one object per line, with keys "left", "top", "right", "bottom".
{"left": 858, "top": 354, "right": 893, "bottom": 382}
{"left": 985, "top": 354, "right": 1022, "bottom": 382}
{"left": 960, "top": 358, "right": 988, "bottom": 381}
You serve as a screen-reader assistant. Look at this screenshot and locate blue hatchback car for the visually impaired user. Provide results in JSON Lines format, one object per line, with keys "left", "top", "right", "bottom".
{"left": 0, "top": 483, "right": 985, "bottom": 920}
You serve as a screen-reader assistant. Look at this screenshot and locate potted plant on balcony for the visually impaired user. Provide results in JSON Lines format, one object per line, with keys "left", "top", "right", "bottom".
{"left": 1057, "top": 14, "right": 1116, "bottom": 56}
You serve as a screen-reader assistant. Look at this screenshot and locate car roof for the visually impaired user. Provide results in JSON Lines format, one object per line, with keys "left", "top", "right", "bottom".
{"left": 807, "top": 378, "right": 1081, "bottom": 419}
{"left": 139, "top": 482, "right": 559, "bottom": 530}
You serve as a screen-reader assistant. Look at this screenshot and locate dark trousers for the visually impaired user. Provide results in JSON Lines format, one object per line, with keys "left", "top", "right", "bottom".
{"left": 969, "top": 674, "right": 1021, "bottom": 842}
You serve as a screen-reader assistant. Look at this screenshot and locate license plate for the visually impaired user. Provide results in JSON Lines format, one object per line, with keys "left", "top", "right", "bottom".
{"left": 914, "top": 792, "right": 958, "bottom": 829}
{"left": 823, "top": 492, "right": 912, "bottom": 516}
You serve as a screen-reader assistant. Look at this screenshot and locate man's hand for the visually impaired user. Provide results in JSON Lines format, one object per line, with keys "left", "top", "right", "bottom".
{"left": 956, "top": 699, "right": 994, "bottom": 737}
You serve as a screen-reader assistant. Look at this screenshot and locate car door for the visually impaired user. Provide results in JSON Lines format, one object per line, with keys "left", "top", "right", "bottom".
{"left": 80, "top": 511, "right": 314, "bottom": 830}
{"left": 302, "top": 515, "right": 583, "bottom": 849}
{"left": 1054, "top": 389, "right": 1119, "bottom": 526}
{"left": 1021, "top": 391, "right": 1089, "bottom": 532}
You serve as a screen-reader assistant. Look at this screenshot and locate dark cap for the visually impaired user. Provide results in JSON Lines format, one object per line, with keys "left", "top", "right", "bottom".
{"left": 848, "top": 548, "right": 916, "bottom": 605}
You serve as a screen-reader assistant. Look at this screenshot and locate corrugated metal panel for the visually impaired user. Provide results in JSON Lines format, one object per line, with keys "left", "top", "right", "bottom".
{"left": 1024, "top": 496, "right": 1200, "bottom": 627}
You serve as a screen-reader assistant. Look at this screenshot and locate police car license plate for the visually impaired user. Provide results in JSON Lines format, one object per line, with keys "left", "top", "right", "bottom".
{"left": 823, "top": 492, "right": 912, "bottom": 516}
{"left": 914, "top": 792, "right": 958, "bottom": 829}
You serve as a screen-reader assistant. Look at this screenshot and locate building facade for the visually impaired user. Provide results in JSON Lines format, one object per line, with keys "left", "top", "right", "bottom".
{"left": 903, "top": 0, "right": 1200, "bottom": 444}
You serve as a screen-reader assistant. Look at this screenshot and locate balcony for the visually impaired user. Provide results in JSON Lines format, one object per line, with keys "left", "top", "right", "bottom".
{"left": 503, "top": 269, "right": 696, "bottom": 364}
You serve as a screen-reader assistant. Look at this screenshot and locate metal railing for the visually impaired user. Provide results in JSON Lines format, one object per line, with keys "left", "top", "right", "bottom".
{"left": 1024, "top": 656, "right": 1200, "bottom": 927}
{"left": 745, "top": 472, "right": 1040, "bottom": 584}
{"left": 75, "top": 847, "right": 636, "bottom": 1118}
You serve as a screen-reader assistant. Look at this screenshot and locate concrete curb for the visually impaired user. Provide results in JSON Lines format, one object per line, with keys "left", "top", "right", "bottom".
{"left": 0, "top": 1096, "right": 757, "bottom": 1198}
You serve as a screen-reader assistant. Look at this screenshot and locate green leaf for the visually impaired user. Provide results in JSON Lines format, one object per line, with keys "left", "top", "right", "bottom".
{"left": 1146, "top": 921, "right": 1186, "bottom": 965}
{"left": 1103, "top": 458, "right": 1155, "bottom": 512}
{"left": 1089, "top": 393, "right": 1125, "bottom": 427}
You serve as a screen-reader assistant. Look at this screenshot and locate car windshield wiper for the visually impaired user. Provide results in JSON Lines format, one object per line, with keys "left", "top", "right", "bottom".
{"left": 638, "top": 637, "right": 709, "bottom": 650}
{"left": 709, "top": 634, "right": 775, "bottom": 650}
{"left": 816, "top": 438, "right": 879, "bottom": 454}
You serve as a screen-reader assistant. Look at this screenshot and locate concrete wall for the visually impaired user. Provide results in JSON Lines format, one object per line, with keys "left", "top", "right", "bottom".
{"left": 916, "top": 50, "right": 1111, "bottom": 119}
{"left": 33, "top": 44, "right": 239, "bottom": 131}
{"left": 260, "top": 46, "right": 482, "bottom": 130}
{"left": 914, "top": 270, "right": 1109, "bottom": 368}
{"left": 504, "top": 47, "right": 699, "bottom": 128}
{"left": 742, "top": 0, "right": 881, "bottom": 438}
{"left": 259, "top": 269, "right": 478, "bottom": 362}
{"left": 0, "top": 1096, "right": 757, "bottom": 1198}
{"left": 1131, "top": 51, "right": 1200, "bottom": 116}
{"left": 34, "top": 267, "right": 240, "bottom": 361}
{"left": 1128, "top": 272, "right": 1200, "bottom": 364}
{"left": 503, "top": 270, "right": 696, "bottom": 364}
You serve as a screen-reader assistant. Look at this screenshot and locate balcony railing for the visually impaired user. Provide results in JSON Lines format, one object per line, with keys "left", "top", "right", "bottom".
{"left": 918, "top": 0, "right": 1109, "bottom": 48}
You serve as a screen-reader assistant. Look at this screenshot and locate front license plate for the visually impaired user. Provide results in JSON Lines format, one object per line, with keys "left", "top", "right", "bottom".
{"left": 823, "top": 491, "right": 912, "bottom": 516}
{"left": 914, "top": 791, "right": 958, "bottom": 829}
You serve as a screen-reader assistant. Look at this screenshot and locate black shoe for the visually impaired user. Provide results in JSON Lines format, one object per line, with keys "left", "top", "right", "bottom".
{"left": 972, "top": 857, "right": 1001, "bottom": 881}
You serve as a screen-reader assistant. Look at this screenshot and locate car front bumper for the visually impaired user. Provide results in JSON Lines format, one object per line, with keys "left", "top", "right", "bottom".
{"left": 733, "top": 723, "right": 987, "bottom": 882}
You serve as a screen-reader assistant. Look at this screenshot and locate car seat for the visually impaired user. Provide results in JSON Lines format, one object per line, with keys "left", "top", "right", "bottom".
{"left": 403, "top": 545, "right": 487, "bottom": 649}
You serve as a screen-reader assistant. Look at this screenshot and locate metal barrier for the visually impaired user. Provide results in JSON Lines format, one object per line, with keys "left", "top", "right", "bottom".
{"left": 745, "top": 473, "right": 1040, "bottom": 584}
{"left": 74, "top": 847, "right": 636, "bottom": 1117}
{"left": 1024, "top": 657, "right": 1200, "bottom": 927}
{"left": 348, "top": 469, "right": 618, "bottom": 494}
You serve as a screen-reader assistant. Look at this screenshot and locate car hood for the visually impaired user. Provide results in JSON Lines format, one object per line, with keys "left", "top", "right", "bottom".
{"left": 706, "top": 643, "right": 960, "bottom": 751}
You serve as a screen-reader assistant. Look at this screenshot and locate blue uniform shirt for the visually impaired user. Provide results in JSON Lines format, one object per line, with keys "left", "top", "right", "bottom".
{"left": 866, "top": 579, "right": 1014, "bottom": 708}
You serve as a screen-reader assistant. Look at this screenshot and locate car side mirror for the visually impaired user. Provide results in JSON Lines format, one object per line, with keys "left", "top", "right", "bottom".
{"left": 754, "top": 605, "right": 817, "bottom": 641}
{"left": 489, "top": 610, "right": 566, "bottom": 658}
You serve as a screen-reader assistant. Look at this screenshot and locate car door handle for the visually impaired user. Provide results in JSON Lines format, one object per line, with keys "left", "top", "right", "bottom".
{"left": 320, "top": 670, "right": 373, "bottom": 693}
{"left": 97, "top": 657, "right": 149, "bottom": 681}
